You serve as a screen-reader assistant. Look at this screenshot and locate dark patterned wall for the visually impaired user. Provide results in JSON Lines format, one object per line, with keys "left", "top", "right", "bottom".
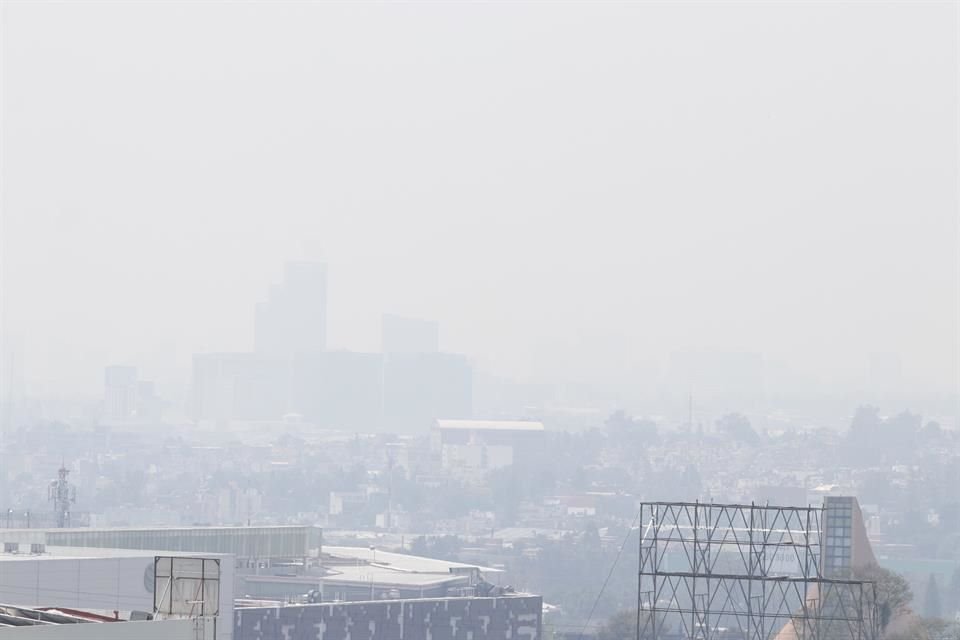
{"left": 235, "top": 595, "right": 542, "bottom": 640}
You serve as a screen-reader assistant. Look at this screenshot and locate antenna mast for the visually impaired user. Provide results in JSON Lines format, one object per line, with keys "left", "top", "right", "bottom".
{"left": 49, "top": 463, "right": 76, "bottom": 528}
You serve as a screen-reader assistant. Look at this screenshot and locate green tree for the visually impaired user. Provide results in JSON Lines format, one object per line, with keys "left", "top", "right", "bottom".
{"left": 849, "top": 406, "right": 882, "bottom": 438}
{"left": 846, "top": 406, "right": 882, "bottom": 462}
{"left": 921, "top": 618, "right": 960, "bottom": 640}
{"left": 716, "top": 413, "right": 759, "bottom": 444}
{"left": 949, "top": 567, "right": 960, "bottom": 615}
{"left": 853, "top": 564, "right": 913, "bottom": 631}
{"left": 923, "top": 574, "right": 942, "bottom": 620}
{"left": 597, "top": 609, "right": 661, "bottom": 640}
{"left": 887, "top": 618, "right": 960, "bottom": 640}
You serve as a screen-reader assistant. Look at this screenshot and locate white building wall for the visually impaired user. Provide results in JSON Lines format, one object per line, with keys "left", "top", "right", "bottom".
{"left": 441, "top": 444, "right": 514, "bottom": 473}
{"left": 0, "top": 552, "right": 233, "bottom": 639}
{"left": 0, "top": 557, "right": 152, "bottom": 611}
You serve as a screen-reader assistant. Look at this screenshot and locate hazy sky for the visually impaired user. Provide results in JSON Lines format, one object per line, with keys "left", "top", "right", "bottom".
{"left": 2, "top": 2, "right": 957, "bottom": 398}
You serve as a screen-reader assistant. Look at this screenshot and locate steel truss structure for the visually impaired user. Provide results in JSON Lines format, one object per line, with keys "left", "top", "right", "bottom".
{"left": 637, "top": 502, "right": 879, "bottom": 640}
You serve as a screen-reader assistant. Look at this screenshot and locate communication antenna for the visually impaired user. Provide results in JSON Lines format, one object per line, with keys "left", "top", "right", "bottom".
{"left": 48, "top": 463, "right": 76, "bottom": 528}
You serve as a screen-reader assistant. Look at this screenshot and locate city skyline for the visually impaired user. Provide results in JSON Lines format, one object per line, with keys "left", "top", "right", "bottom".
{"left": 2, "top": 256, "right": 955, "bottom": 420}
{"left": 0, "top": 3, "right": 957, "bottom": 638}
{"left": 1, "top": 256, "right": 957, "bottom": 417}
{"left": 2, "top": 2, "right": 957, "bottom": 401}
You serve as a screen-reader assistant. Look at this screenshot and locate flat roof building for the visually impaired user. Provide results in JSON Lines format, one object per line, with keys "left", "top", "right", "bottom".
{"left": 4, "top": 525, "right": 321, "bottom": 562}
{"left": 0, "top": 546, "right": 233, "bottom": 639}
{"left": 433, "top": 419, "right": 545, "bottom": 480}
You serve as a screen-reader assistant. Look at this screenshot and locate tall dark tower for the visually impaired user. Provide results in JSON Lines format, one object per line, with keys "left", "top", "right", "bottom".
{"left": 49, "top": 464, "right": 76, "bottom": 528}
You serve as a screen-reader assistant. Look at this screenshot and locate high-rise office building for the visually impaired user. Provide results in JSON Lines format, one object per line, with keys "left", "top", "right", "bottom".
{"left": 292, "top": 351, "right": 384, "bottom": 430}
{"left": 382, "top": 352, "right": 472, "bottom": 431}
{"left": 381, "top": 314, "right": 439, "bottom": 354}
{"left": 193, "top": 261, "right": 477, "bottom": 431}
{"left": 255, "top": 261, "right": 327, "bottom": 356}
{"left": 103, "top": 365, "right": 162, "bottom": 422}
{"left": 192, "top": 351, "right": 384, "bottom": 429}
{"left": 192, "top": 353, "right": 290, "bottom": 424}
{"left": 104, "top": 365, "right": 139, "bottom": 420}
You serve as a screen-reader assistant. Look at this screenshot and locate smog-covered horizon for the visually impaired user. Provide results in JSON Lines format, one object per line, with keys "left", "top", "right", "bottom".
{"left": 1, "top": 5, "right": 959, "bottom": 639}
{"left": 1, "top": 2, "right": 957, "bottom": 408}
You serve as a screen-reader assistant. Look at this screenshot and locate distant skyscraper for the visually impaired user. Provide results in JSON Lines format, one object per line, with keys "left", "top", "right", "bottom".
{"left": 255, "top": 261, "right": 327, "bottom": 356}
{"left": 192, "top": 353, "right": 289, "bottom": 424}
{"left": 381, "top": 314, "right": 439, "bottom": 354}
{"left": 103, "top": 365, "right": 162, "bottom": 422}
{"left": 104, "top": 365, "right": 138, "bottom": 420}
{"left": 292, "top": 351, "right": 384, "bottom": 429}
{"left": 382, "top": 352, "right": 472, "bottom": 431}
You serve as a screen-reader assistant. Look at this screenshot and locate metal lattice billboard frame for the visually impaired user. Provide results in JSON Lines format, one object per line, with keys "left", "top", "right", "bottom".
{"left": 636, "top": 502, "right": 879, "bottom": 640}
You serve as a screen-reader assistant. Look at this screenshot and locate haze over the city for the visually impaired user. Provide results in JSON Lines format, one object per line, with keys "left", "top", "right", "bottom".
{"left": 2, "top": 2, "right": 957, "bottom": 401}
{"left": 1, "top": 5, "right": 959, "bottom": 640}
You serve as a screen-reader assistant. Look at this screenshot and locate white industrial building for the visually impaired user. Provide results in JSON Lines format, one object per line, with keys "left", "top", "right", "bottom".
{"left": 0, "top": 525, "right": 544, "bottom": 640}
{"left": 432, "top": 419, "right": 545, "bottom": 480}
{"left": 0, "top": 524, "right": 326, "bottom": 639}
{"left": 0, "top": 538, "right": 233, "bottom": 639}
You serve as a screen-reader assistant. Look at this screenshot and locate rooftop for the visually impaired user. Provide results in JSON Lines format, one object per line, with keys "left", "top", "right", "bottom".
{"left": 435, "top": 419, "right": 545, "bottom": 432}
{"left": 322, "top": 545, "right": 502, "bottom": 573}
{"left": 0, "top": 524, "right": 313, "bottom": 534}
{"left": 245, "top": 567, "right": 468, "bottom": 589}
{"left": 0, "top": 545, "right": 231, "bottom": 562}
{"left": 0, "top": 524, "right": 320, "bottom": 559}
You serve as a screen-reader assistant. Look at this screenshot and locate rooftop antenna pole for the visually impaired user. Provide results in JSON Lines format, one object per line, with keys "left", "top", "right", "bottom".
{"left": 49, "top": 462, "right": 75, "bottom": 528}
